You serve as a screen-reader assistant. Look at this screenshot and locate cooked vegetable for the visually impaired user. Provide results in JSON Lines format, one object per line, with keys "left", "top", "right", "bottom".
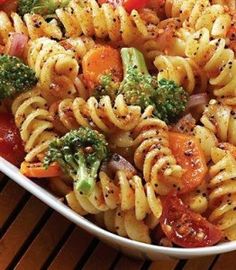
{"left": 118, "top": 48, "right": 188, "bottom": 123}
{"left": 44, "top": 127, "right": 109, "bottom": 195}
{"left": 0, "top": 112, "right": 25, "bottom": 165}
{"left": 82, "top": 46, "right": 123, "bottom": 91}
{"left": 160, "top": 193, "right": 222, "bottom": 247}
{"left": 0, "top": 55, "right": 37, "bottom": 100}
{"left": 20, "top": 161, "right": 61, "bottom": 178}
{"left": 5, "top": 33, "right": 28, "bottom": 59}
{"left": 98, "top": 0, "right": 149, "bottom": 12}
{"left": 169, "top": 132, "right": 207, "bottom": 193}
{"left": 18, "top": 0, "right": 70, "bottom": 16}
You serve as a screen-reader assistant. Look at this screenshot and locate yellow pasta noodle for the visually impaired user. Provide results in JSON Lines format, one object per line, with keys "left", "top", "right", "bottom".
{"left": 208, "top": 147, "right": 236, "bottom": 240}
{"left": 165, "top": 0, "right": 231, "bottom": 38}
{"left": 0, "top": 11, "right": 62, "bottom": 45}
{"left": 11, "top": 87, "right": 58, "bottom": 162}
{"left": 200, "top": 99, "right": 236, "bottom": 146}
{"left": 50, "top": 95, "right": 141, "bottom": 134}
{"left": 27, "top": 37, "right": 79, "bottom": 104}
{"left": 154, "top": 55, "right": 208, "bottom": 93}
{"left": 56, "top": 0, "right": 160, "bottom": 45}
{"left": 185, "top": 28, "right": 236, "bottom": 99}
{"left": 131, "top": 106, "right": 183, "bottom": 195}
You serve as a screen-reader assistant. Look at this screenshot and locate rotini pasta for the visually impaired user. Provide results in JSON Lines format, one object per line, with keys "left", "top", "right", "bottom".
{"left": 131, "top": 106, "right": 183, "bottom": 195}
{"left": 27, "top": 37, "right": 79, "bottom": 104}
{"left": 0, "top": 11, "right": 62, "bottom": 45}
{"left": 66, "top": 170, "right": 163, "bottom": 243}
{"left": 11, "top": 87, "right": 58, "bottom": 162}
{"left": 56, "top": 0, "right": 160, "bottom": 45}
{"left": 154, "top": 55, "right": 208, "bottom": 93}
{"left": 185, "top": 28, "right": 236, "bottom": 99}
{"left": 208, "top": 147, "right": 236, "bottom": 240}
{"left": 49, "top": 95, "right": 141, "bottom": 134}
{"left": 200, "top": 99, "right": 236, "bottom": 146}
{"left": 165, "top": 0, "right": 231, "bottom": 38}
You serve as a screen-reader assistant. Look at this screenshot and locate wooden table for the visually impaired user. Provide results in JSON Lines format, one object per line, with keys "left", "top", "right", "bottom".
{"left": 0, "top": 174, "right": 235, "bottom": 270}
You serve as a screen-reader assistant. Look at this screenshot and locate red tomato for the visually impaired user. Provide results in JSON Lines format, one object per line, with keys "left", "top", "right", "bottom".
{"left": 169, "top": 132, "right": 207, "bottom": 193}
{"left": 0, "top": 0, "right": 7, "bottom": 4}
{"left": 98, "top": 0, "right": 149, "bottom": 12}
{"left": 0, "top": 113, "right": 25, "bottom": 165}
{"left": 160, "top": 193, "right": 222, "bottom": 248}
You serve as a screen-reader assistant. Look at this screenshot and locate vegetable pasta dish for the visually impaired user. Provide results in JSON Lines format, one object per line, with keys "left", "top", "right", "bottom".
{"left": 0, "top": 0, "right": 236, "bottom": 248}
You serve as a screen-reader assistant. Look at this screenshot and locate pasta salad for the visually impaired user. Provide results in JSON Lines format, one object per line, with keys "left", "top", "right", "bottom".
{"left": 0, "top": 0, "right": 236, "bottom": 248}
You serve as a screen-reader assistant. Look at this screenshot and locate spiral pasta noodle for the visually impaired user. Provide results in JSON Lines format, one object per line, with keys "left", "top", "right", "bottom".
{"left": 165, "top": 0, "right": 231, "bottom": 38}
{"left": 185, "top": 28, "right": 236, "bottom": 99}
{"left": 0, "top": 11, "right": 62, "bottom": 45}
{"left": 50, "top": 94, "right": 141, "bottom": 134}
{"left": 11, "top": 87, "right": 58, "bottom": 162}
{"left": 200, "top": 99, "right": 236, "bottom": 146}
{"left": 131, "top": 106, "right": 183, "bottom": 195}
{"left": 142, "top": 21, "right": 191, "bottom": 61}
{"left": 154, "top": 55, "right": 208, "bottom": 93}
{"left": 66, "top": 170, "right": 163, "bottom": 243}
{"left": 27, "top": 37, "right": 79, "bottom": 104}
{"left": 208, "top": 147, "right": 236, "bottom": 240}
{"left": 55, "top": 0, "right": 160, "bottom": 45}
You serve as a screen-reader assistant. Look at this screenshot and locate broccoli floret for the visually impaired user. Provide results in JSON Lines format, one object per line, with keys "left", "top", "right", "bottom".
{"left": 44, "top": 127, "right": 109, "bottom": 195}
{"left": 152, "top": 79, "right": 189, "bottom": 123}
{"left": 94, "top": 73, "right": 119, "bottom": 101}
{"left": 18, "top": 0, "right": 70, "bottom": 16}
{"left": 118, "top": 48, "right": 157, "bottom": 109}
{"left": 0, "top": 55, "right": 37, "bottom": 100}
{"left": 118, "top": 48, "right": 189, "bottom": 123}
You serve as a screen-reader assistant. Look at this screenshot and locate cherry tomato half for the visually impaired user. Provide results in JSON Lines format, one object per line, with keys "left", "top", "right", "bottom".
{"left": 0, "top": 112, "right": 25, "bottom": 165}
{"left": 160, "top": 193, "right": 222, "bottom": 248}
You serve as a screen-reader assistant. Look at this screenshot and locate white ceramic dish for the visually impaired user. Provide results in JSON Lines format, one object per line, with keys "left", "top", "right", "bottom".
{"left": 1, "top": 157, "right": 236, "bottom": 260}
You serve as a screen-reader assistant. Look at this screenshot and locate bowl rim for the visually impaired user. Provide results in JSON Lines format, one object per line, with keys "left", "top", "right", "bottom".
{"left": 1, "top": 157, "right": 236, "bottom": 257}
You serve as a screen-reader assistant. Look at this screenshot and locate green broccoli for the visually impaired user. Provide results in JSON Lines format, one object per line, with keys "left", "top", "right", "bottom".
{"left": 44, "top": 127, "right": 109, "bottom": 195}
{"left": 94, "top": 73, "right": 119, "bottom": 101}
{"left": 118, "top": 47, "right": 157, "bottom": 109}
{"left": 0, "top": 55, "right": 38, "bottom": 100}
{"left": 152, "top": 79, "right": 189, "bottom": 123}
{"left": 18, "top": 0, "right": 70, "bottom": 17}
{"left": 118, "top": 48, "right": 189, "bottom": 123}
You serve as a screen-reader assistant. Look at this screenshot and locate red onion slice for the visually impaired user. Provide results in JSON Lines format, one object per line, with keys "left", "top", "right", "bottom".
{"left": 7, "top": 32, "right": 28, "bottom": 58}
{"left": 186, "top": 93, "right": 209, "bottom": 110}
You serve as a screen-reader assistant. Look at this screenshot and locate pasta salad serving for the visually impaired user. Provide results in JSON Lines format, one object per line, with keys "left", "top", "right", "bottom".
{"left": 0, "top": 0, "right": 236, "bottom": 248}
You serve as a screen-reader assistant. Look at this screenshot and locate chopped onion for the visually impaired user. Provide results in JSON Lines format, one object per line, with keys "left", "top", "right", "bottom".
{"left": 6, "top": 32, "right": 28, "bottom": 58}
{"left": 186, "top": 93, "right": 209, "bottom": 110}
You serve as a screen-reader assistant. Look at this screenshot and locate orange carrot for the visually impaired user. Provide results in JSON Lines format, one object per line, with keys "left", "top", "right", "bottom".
{"left": 169, "top": 132, "right": 207, "bottom": 193}
{"left": 82, "top": 45, "right": 123, "bottom": 89}
{"left": 20, "top": 161, "right": 61, "bottom": 178}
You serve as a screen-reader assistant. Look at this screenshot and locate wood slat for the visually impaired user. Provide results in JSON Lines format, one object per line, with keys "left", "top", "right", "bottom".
{"left": 183, "top": 256, "right": 215, "bottom": 270}
{"left": 114, "top": 256, "right": 144, "bottom": 270}
{"left": 82, "top": 242, "right": 118, "bottom": 270}
{"left": 0, "top": 181, "right": 26, "bottom": 228}
{"left": 148, "top": 259, "right": 179, "bottom": 270}
{"left": 212, "top": 251, "right": 236, "bottom": 270}
{"left": 15, "top": 212, "right": 71, "bottom": 270}
{"left": 0, "top": 196, "right": 48, "bottom": 270}
{"left": 48, "top": 227, "right": 94, "bottom": 270}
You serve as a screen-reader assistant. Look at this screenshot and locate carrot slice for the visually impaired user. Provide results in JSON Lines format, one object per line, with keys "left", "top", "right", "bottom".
{"left": 20, "top": 161, "right": 61, "bottom": 178}
{"left": 82, "top": 45, "right": 123, "bottom": 89}
{"left": 169, "top": 132, "right": 207, "bottom": 193}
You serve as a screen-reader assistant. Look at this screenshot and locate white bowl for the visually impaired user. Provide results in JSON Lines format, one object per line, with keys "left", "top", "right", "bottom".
{"left": 1, "top": 157, "right": 236, "bottom": 260}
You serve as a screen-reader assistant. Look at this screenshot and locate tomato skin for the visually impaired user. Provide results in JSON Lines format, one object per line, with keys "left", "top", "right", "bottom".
{"left": 0, "top": 0, "right": 8, "bottom": 4}
{"left": 0, "top": 113, "right": 25, "bottom": 166}
{"left": 98, "top": 0, "right": 149, "bottom": 12}
{"left": 169, "top": 132, "right": 207, "bottom": 193}
{"left": 160, "top": 193, "right": 222, "bottom": 248}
